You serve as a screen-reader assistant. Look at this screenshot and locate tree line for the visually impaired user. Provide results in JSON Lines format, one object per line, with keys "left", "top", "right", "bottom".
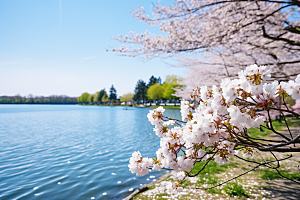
{"left": 77, "top": 85, "right": 118, "bottom": 104}
{"left": 77, "top": 75, "right": 182, "bottom": 105}
{"left": 0, "top": 95, "right": 78, "bottom": 104}
{"left": 133, "top": 75, "right": 182, "bottom": 103}
{"left": 1, "top": 76, "right": 182, "bottom": 105}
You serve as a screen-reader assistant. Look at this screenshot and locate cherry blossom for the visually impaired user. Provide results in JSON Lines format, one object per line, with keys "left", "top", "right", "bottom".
{"left": 128, "top": 65, "right": 300, "bottom": 189}
{"left": 113, "top": 0, "right": 300, "bottom": 98}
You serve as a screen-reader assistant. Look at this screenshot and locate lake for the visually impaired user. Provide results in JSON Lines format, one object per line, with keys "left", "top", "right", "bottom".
{"left": 0, "top": 105, "right": 181, "bottom": 200}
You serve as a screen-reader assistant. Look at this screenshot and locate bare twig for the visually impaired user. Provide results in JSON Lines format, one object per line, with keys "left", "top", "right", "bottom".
{"left": 187, "top": 151, "right": 218, "bottom": 177}
{"left": 274, "top": 168, "right": 300, "bottom": 184}
{"left": 280, "top": 113, "right": 294, "bottom": 141}
{"left": 269, "top": 107, "right": 300, "bottom": 116}
{"left": 267, "top": 110, "right": 290, "bottom": 141}
{"left": 196, "top": 155, "right": 294, "bottom": 190}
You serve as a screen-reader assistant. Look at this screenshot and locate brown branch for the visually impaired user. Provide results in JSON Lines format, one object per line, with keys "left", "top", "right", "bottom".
{"left": 163, "top": 116, "right": 186, "bottom": 123}
{"left": 259, "top": 147, "right": 300, "bottom": 152}
{"left": 262, "top": 26, "right": 300, "bottom": 47}
{"left": 187, "top": 151, "right": 217, "bottom": 177}
{"left": 267, "top": 110, "right": 290, "bottom": 141}
{"left": 241, "top": 4, "right": 291, "bottom": 28}
{"left": 269, "top": 107, "right": 300, "bottom": 116}
{"left": 281, "top": 113, "right": 294, "bottom": 141}
{"left": 242, "top": 134, "right": 287, "bottom": 143}
{"left": 224, "top": 137, "right": 300, "bottom": 152}
{"left": 275, "top": 168, "right": 300, "bottom": 184}
{"left": 270, "top": 151, "right": 280, "bottom": 169}
{"left": 258, "top": 134, "right": 300, "bottom": 151}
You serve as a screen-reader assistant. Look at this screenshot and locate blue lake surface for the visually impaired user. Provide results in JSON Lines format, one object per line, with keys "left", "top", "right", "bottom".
{"left": 0, "top": 105, "right": 181, "bottom": 200}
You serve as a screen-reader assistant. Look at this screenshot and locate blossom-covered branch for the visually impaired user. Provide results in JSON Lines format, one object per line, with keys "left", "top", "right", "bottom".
{"left": 128, "top": 65, "right": 300, "bottom": 192}
{"left": 113, "top": 0, "right": 300, "bottom": 97}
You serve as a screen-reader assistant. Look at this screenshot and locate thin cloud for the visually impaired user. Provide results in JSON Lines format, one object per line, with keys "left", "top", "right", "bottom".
{"left": 81, "top": 56, "right": 98, "bottom": 60}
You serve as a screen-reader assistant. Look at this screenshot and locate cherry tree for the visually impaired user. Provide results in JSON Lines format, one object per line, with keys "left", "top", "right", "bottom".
{"left": 173, "top": 54, "right": 239, "bottom": 99}
{"left": 128, "top": 65, "right": 300, "bottom": 192}
{"left": 113, "top": 0, "right": 300, "bottom": 97}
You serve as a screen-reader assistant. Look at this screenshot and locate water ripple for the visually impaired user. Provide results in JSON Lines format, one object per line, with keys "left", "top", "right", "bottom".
{"left": 0, "top": 105, "right": 181, "bottom": 199}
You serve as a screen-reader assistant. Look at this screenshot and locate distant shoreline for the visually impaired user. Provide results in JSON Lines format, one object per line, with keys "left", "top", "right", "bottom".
{"left": 0, "top": 103, "right": 181, "bottom": 109}
{"left": 78, "top": 104, "right": 181, "bottom": 109}
{"left": 0, "top": 103, "right": 77, "bottom": 105}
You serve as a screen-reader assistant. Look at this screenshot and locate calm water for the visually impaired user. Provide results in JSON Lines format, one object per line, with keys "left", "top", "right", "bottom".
{"left": 0, "top": 105, "right": 181, "bottom": 200}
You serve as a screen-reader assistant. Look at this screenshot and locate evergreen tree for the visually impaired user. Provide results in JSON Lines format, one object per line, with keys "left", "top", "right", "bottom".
{"left": 133, "top": 80, "right": 147, "bottom": 102}
{"left": 109, "top": 85, "right": 117, "bottom": 102}
{"left": 147, "top": 75, "right": 161, "bottom": 88}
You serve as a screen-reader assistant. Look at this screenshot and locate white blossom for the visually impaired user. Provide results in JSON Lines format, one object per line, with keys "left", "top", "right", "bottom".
{"left": 177, "top": 171, "right": 185, "bottom": 180}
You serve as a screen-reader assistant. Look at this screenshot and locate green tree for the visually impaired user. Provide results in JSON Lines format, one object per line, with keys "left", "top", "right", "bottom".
{"left": 97, "top": 89, "right": 107, "bottom": 103}
{"left": 147, "top": 83, "right": 164, "bottom": 100}
{"left": 87, "top": 94, "right": 94, "bottom": 103}
{"left": 162, "top": 75, "right": 182, "bottom": 100}
{"left": 109, "top": 85, "right": 117, "bottom": 102}
{"left": 133, "top": 80, "right": 147, "bottom": 102}
{"left": 94, "top": 92, "right": 100, "bottom": 103}
{"left": 120, "top": 93, "right": 134, "bottom": 103}
{"left": 78, "top": 92, "right": 90, "bottom": 104}
{"left": 102, "top": 93, "right": 110, "bottom": 104}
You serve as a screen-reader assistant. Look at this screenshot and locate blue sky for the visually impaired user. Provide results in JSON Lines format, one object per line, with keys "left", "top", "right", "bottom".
{"left": 0, "top": 0, "right": 185, "bottom": 97}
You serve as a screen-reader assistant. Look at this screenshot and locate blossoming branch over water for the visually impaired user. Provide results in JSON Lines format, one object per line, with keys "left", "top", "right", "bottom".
{"left": 128, "top": 65, "right": 300, "bottom": 193}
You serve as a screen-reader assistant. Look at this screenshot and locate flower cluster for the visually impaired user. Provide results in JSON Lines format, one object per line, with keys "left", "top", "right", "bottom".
{"left": 128, "top": 151, "right": 153, "bottom": 176}
{"left": 280, "top": 76, "right": 300, "bottom": 99}
{"left": 147, "top": 106, "right": 174, "bottom": 137}
{"left": 129, "top": 64, "right": 300, "bottom": 188}
{"left": 180, "top": 100, "right": 193, "bottom": 121}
